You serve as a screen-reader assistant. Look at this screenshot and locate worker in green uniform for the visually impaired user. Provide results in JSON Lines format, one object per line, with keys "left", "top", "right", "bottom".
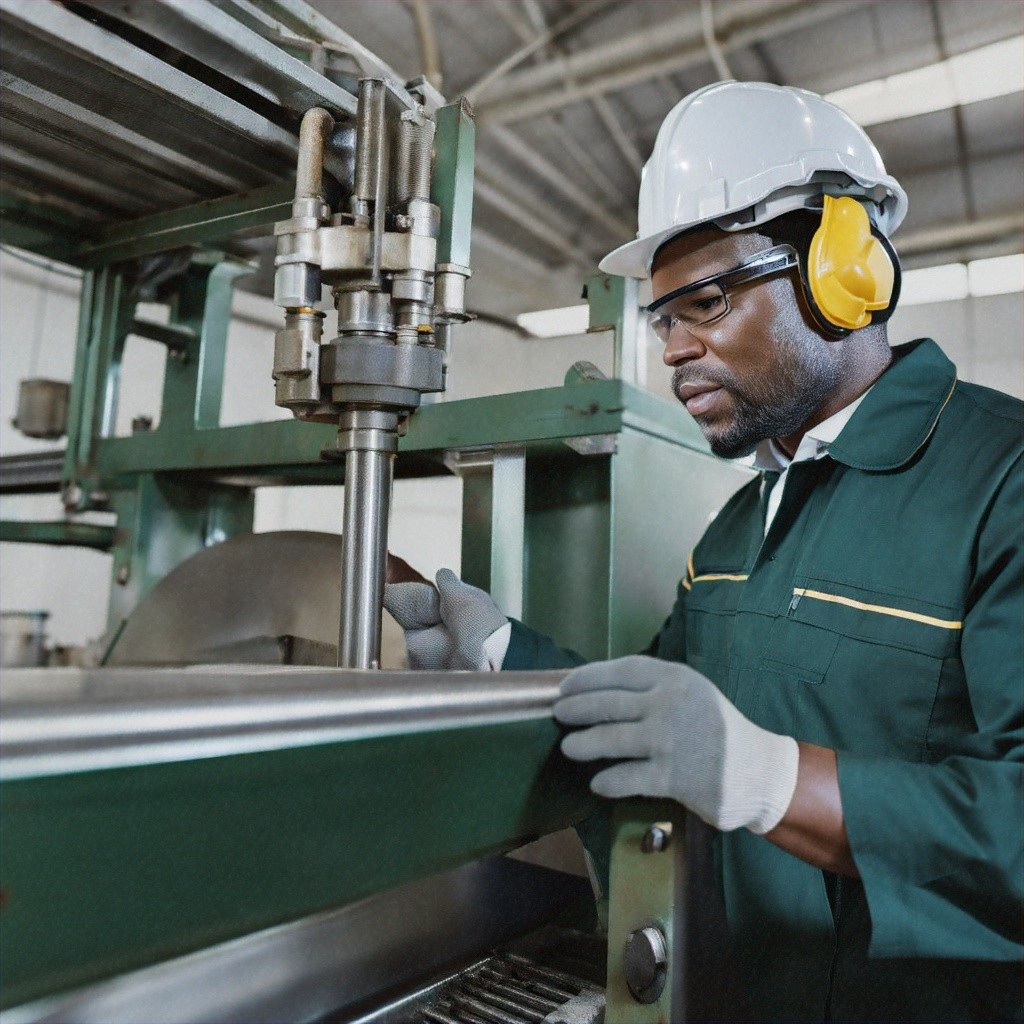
{"left": 385, "top": 81, "right": 1023, "bottom": 1021}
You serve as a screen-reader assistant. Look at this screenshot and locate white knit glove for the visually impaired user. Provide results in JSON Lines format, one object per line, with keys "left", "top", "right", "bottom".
{"left": 553, "top": 656, "right": 799, "bottom": 834}
{"left": 383, "top": 568, "right": 508, "bottom": 671}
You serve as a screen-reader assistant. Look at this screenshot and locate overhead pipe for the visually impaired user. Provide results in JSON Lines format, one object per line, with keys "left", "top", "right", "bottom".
{"left": 407, "top": 0, "right": 444, "bottom": 92}
{"left": 295, "top": 106, "right": 335, "bottom": 200}
{"left": 464, "top": 0, "right": 618, "bottom": 104}
{"left": 701, "top": 0, "right": 734, "bottom": 80}
{"left": 592, "top": 94, "right": 644, "bottom": 180}
{"left": 476, "top": 0, "right": 878, "bottom": 124}
{"left": 895, "top": 211, "right": 1024, "bottom": 258}
{"left": 485, "top": 124, "right": 634, "bottom": 240}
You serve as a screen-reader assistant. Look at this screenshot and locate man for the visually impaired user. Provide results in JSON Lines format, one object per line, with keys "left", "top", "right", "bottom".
{"left": 385, "top": 82, "right": 1022, "bottom": 1021}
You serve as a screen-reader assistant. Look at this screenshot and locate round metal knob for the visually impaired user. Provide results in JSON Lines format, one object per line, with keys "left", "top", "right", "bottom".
{"left": 623, "top": 925, "right": 668, "bottom": 1003}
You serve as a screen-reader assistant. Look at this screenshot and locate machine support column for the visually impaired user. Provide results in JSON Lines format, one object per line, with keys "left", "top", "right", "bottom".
{"left": 605, "top": 801, "right": 686, "bottom": 1022}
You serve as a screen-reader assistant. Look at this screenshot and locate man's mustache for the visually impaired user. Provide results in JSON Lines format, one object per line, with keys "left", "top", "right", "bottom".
{"left": 672, "top": 367, "right": 736, "bottom": 397}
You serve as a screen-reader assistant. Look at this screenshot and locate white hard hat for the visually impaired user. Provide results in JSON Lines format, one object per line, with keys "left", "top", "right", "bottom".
{"left": 600, "top": 80, "right": 908, "bottom": 278}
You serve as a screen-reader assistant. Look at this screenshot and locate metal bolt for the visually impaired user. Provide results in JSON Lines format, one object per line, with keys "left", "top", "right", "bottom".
{"left": 116, "top": 566, "right": 130, "bottom": 586}
{"left": 624, "top": 925, "right": 668, "bottom": 1004}
{"left": 61, "top": 484, "right": 84, "bottom": 512}
{"left": 641, "top": 822, "right": 672, "bottom": 853}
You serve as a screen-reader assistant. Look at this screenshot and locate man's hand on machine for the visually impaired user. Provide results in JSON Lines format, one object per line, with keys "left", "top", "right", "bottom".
{"left": 553, "top": 656, "right": 800, "bottom": 835}
{"left": 383, "top": 567, "right": 509, "bottom": 671}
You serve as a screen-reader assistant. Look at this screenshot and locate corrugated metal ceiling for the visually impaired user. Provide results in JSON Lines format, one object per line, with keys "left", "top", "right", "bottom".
{"left": 0, "top": 0, "right": 1020, "bottom": 284}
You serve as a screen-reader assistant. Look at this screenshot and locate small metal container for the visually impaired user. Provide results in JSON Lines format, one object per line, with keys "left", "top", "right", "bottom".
{"left": 12, "top": 378, "right": 70, "bottom": 440}
{"left": 0, "top": 611, "right": 50, "bottom": 667}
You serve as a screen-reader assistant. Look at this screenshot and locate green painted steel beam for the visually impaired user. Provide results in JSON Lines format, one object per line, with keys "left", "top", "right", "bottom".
{"left": 1, "top": 179, "right": 290, "bottom": 267}
{"left": 0, "top": 520, "right": 116, "bottom": 551}
{"left": 605, "top": 802, "right": 686, "bottom": 1021}
{"left": 96, "top": 418, "right": 337, "bottom": 477}
{"left": 0, "top": 192, "right": 89, "bottom": 263}
{"left": 0, "top": 716, "right": 598, "bottom": 1008}
{"left": 434, "top": 98, "right": 476, "bottom": 269}
{"left": 91, "top": 381, "right": 709, "bottom": 479}
{"left": 73, "top": 183, "right": 295, "bottom": 267}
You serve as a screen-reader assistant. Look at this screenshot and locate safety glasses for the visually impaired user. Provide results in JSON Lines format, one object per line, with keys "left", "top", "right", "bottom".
{"left": 646, "top": 244, "right": 799, "bottom": 343}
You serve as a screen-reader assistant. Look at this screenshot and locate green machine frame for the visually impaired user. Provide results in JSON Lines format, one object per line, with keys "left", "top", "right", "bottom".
{"left": 1, "top": 89, "right": 750, "bottom": 1021}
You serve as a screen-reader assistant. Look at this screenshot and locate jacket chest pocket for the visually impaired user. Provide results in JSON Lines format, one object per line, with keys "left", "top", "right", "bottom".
{"left": 760, "top": 577, "right": 962, "bottom": 757}
{"left": 684, "top": 571, "right": 747, "bottom": 692}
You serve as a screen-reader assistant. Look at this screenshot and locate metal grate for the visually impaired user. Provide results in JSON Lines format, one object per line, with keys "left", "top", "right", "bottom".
{"left": 418, "top": 951, "right": 603, "bottom": 1024}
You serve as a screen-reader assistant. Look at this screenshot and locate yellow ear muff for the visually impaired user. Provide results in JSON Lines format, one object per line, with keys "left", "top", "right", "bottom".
{"left": 807, "top": 195, "right": 895, "bottom": 331}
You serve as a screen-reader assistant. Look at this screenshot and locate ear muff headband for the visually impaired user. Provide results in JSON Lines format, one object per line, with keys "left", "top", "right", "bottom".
{"left": 806, "top": 195, "right": 899, "bottom": 334}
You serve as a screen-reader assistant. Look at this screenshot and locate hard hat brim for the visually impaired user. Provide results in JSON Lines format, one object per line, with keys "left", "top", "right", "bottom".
{"left": 599, "top": 228, "right": 686, "bottom": 279}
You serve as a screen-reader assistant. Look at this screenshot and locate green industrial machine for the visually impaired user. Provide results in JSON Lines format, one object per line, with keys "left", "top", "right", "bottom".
{"left": 0, "top": 2, "right": 750, "bottom": 1020}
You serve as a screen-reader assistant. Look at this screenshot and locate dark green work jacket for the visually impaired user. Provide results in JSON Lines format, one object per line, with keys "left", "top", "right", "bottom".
{"left": 506, "top": 340, "right": 1023, "bottom": 1021}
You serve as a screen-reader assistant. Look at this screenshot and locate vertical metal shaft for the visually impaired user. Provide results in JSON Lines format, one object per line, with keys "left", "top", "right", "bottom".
{"left": 353, "top": 80, "right": 386, "bottom": 207}
{"left": 352, "top": 79, "right": 388, "bottom": 286}
{"left": 337, "top": 410, "right": 398, "bottom": 669}
{"left": 408, "top": 118, "right": 435, "bottom": 201}
{"left": 295, "top": 107, "right": 334, "bottom": 201}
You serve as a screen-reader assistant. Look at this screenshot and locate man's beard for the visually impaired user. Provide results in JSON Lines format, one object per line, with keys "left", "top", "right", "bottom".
{"left": 673, "top": 331, "right": 841, "bottom": 459}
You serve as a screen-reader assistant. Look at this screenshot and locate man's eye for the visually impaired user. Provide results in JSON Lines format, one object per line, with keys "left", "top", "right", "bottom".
{"left": 693, "top": 296, "right": 723, "bottom": 312}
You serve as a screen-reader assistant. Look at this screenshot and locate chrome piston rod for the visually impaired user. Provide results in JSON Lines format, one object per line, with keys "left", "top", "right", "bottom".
{"left": 337, "top": 410, "right": 399, "bottom": 669}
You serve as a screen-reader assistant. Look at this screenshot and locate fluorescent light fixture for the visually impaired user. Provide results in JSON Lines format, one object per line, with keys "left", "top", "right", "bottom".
{"left": 826, "top": 35, "right": 1024, "bottom": 127}
{"left": 517, "top": 303, "right": 589, "bottom": 338}
{"left": 967, "top": 253, "right": 1024, "bottom": 297}
{"left": 899, "top": 255, "right": 1024, "bottom": 306}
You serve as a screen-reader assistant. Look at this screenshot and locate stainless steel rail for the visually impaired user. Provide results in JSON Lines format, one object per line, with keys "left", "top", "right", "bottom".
{"left": 0, "top": 666, "right": 567, "bottom": 779}
{"left": 0, "top": 451, "right": 64, "bottom": 493}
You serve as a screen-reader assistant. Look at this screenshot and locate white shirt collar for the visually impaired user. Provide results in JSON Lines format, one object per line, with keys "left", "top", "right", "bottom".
{"left": 751, "top": 386, "right": 873, "bottom": 473}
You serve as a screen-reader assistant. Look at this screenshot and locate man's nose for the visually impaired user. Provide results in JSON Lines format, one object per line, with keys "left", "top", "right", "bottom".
{"left": 662, "top": 323, "right": 706, "bottom": 366}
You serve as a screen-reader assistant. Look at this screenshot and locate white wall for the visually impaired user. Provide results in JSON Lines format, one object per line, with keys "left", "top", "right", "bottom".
{"left": 0, "top": 261, "right": 111, "bottom": 645}
{"left": 888, "top": 292, "right": 1024, "bottom": 398}
{"left": 2, "top": 249, "right": 1021, "bottom": 646}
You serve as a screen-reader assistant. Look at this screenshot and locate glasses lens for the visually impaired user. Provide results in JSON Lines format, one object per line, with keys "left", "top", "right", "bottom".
{"left": 648, "top": 282, "right": 728, "bottom": 341}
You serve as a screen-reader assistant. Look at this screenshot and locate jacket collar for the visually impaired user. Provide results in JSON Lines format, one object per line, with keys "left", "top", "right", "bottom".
{"left": 826, "top": 338, "right": 958, "bottom": 471}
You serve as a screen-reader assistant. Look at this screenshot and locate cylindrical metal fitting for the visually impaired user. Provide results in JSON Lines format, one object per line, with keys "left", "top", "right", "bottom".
{"left": 391, "top": 270, "right": 433, "bottom": 305}
{"left": 274, "top": 262, "right": 321, "bottom": 309}
{"left": 337, "top": 408, "right": 399, "bottom": 669}
{"left": 434, "top": 270, "right": 468, "bottom": 320}
{"left": 353, "top": 79, "right": 387, "bottom": 207}
{"left": 295, "top": 107, "right": 335, "bottom": 202}
{"left": 336, "top": 287, "right": 393, "bottom": 336}
{"left": 390, "top": 115, "right": 413, "bottom": 207}
{"left": 273, "top": 309, "right": 324, "bottom": 409}
{"left": 407, "top": 116, "right": 435, "bottom": 201}
{"left": 336, "top": 408, "right": 401, "bottom": 453}
{"left": 406, "top": 197, "right": 441, "bottom": 238}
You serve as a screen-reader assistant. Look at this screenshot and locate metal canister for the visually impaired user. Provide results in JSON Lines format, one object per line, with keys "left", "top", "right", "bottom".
{"left": 0, "top": 611, "right": 50, "bottom": 667}
{"left": 12, "top": 378, "right": 70, "bottom": 440}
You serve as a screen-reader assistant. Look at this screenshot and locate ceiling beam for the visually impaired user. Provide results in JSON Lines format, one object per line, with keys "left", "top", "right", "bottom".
{"left": 476, "top": 0, "right": 878, "bottom": 125}
{"left": 896, "top": 211, "right": 1024, "bottom": 258}
{"left": 483, "top": 124, "right": 634, "bottom": 240}
{"left": 473, "top": 173, "right": 594, "bottom": 270}
{"left": 591, "top": 95, "right": 643, "bottom": 181}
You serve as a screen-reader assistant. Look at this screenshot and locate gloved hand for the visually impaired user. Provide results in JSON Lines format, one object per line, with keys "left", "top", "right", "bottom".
{"left": 553, "top": 655, "right": 799, "bottom": 834}
{"left": 383, "top": 568, "right": 508, "bottom": 671}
